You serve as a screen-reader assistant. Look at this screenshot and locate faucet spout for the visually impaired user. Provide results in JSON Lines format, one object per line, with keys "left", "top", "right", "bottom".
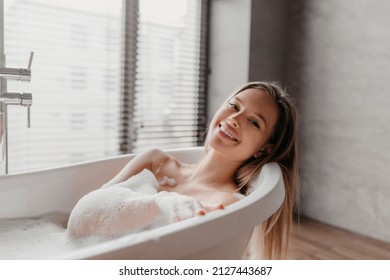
{"left": 0, "top": 52, "right": 33, "bottom": 82}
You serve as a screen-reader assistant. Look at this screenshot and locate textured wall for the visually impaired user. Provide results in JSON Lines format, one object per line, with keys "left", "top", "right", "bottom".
{"left": 249, "top": 0, "right": 390, "bottom": 242}
{"left": 211, "top": 0, "right": 390, "bottom": 242}
{"left": 289, "top": 0, "right": 390, "bottom": 242}
{"left": 249, "top": 0, "right": 290, "bottom": 83}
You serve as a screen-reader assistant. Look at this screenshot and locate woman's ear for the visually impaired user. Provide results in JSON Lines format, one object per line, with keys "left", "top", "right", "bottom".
{"left": 253, "top": 144, "right": 274, "bottom": 158}
{"left": 264, "top": 144, "right": 274, "bottom": 154}
{"left": 253, "top": 151, "right": 261, "bottom": 158}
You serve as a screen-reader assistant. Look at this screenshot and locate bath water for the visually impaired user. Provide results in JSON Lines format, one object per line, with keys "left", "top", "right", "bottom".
{"left": 0, "top": 212, "right": 106, "bottom": 259}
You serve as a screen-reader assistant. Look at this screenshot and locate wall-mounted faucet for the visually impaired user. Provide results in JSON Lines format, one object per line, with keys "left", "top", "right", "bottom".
{"left": 0, "top": 52, "right": 33, "bottom": 81}
{"left": 0, "top": 92, "right": 33, "bottom": 127}
{"left": 1, "top": 1, "right": 34, "bottom": 175}
{"left": 0, "top": 52, "right": 34, "bottom": 174}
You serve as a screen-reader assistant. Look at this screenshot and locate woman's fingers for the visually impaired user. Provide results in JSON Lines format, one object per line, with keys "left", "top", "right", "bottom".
{"left": 191, "top": 199, "right": 206, "bottom": 216}
{"left": 200, "top": 201, "right": 225, "bottom": 212}
{"left": 156, "top": 192, "right": 225, "bottom": 223}
{"left": 182, "top": 199, "right": 224, "bottom": 217}
{"left": 175, "top": 199, "right": 205, "bottom": 221}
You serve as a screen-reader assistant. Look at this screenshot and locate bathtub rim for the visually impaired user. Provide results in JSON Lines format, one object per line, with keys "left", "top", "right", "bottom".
{"left": 0, "top": 146, "right": 205, "bottom": 179}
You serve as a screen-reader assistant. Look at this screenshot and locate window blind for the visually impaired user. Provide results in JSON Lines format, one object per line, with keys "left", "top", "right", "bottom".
{"left": 5, "top": 0, "right": 122, "bottom": 173}
{"left": 121, "top": 0, "right": 208, "bottom": 153}
{"left": 4, "top": 0, "right": 208, "bottom": 173}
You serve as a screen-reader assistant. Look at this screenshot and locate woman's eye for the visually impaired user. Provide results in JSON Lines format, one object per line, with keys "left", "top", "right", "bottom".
{"left": 228, "top": 102, "right": 238, "bottom": 110}
{"left": 250, "top": 120, "right": 260, "bottom": 129}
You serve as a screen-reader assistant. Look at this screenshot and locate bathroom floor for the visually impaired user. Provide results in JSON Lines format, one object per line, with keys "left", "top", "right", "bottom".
{"left": 287, "top": 217, "right": 390, "bottom": 260}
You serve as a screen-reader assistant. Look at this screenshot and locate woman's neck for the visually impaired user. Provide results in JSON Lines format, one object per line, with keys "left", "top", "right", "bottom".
{"left": 187, "top": 148, "right": 242, "bottom": 187}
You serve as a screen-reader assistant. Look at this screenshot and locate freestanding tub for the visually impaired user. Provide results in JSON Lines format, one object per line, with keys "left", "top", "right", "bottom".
{"left": 0, "top": 146, "right": 285, "bottom": 260}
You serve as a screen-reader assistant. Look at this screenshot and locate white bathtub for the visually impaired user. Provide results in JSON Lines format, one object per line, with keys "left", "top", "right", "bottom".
{"left": 0, "top": 146, "right": 284, "bottom": 260}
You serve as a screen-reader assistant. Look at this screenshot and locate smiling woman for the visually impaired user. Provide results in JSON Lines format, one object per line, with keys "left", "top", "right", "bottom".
{"left": 69, "top": 81, "right": 300, "bottom": 259}
{"left": 204, "top": 81, "right": 300, "bottom": 259}
{"left": 208, "top": 88, "right": 279, "bottom": 163}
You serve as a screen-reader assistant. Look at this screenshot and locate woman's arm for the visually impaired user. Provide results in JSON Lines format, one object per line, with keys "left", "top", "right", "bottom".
{"left": 67, "top": 189, "right": 214, "bottom": 238}
{"left": 101, "top": 148, "right": 168, "bottom": 188}
{"left": 67, "top": 187, "right": 161, "bottom": 237}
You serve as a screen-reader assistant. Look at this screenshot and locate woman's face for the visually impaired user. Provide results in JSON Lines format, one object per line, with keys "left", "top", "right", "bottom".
{"left": 208, "top": 88, "right": 279, "bottom": 162}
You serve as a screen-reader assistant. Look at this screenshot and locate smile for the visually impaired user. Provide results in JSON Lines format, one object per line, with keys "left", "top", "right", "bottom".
{"left": 219, "top": 124, "right": 239, "bottom": 142}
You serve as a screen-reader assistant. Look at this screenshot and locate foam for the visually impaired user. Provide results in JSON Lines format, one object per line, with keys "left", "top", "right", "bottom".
{"left": 0, "top": 212, "right": 102, "bottom": 259}
{"left": 0, "top": 170, "right": 199, "bottom": 259}
{"left": 0, "top": 169, "right": 163, "bottom": 259}
{"left": 67, "top": 169, "right": 165, "bottom": 238}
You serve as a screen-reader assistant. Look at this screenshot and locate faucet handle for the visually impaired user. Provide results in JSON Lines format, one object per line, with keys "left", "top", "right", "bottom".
{"left": 27, "top": 106, "right": 31, "bottom": 128}
{"left": 27, "top": 51, "right": 34, "bottom": 71}
{"left": 21, "top": 93, "right": 32, "bottom": 128}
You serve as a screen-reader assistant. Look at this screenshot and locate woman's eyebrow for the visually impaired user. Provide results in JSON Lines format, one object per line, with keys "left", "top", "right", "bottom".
{"left": 234, "top": 96, "right": 268, "bottom": 128}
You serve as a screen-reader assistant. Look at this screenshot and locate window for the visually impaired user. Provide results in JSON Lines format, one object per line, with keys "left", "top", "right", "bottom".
{"left": 120, "top": 0, "right": 208, "bottom": 153}
{"left": 4, "top": 0, "right": 208, "bottom": 173}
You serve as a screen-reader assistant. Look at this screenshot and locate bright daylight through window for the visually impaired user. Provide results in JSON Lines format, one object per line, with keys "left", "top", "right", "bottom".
{"left": 4, "top": 0, "right": 207, "bottom": 173}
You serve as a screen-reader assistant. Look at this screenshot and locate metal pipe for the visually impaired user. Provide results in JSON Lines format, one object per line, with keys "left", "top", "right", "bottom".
{"left": 0, "top": 0, "right": 3, "bottom": 59}
{"left": 0, "top": 1, "right": 33, "bottom": 175}
{"left": 1, "top": 0, "right": 7, "bottom": 175}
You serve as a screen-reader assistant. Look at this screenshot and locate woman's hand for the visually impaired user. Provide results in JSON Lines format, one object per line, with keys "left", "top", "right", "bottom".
{"left": 155, "top": 191, "right": 224, "bottom": 223}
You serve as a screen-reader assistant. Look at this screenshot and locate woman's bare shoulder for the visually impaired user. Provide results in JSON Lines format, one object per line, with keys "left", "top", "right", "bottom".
{"left": 146, "top": 148, "right": 178, "bottom": 160}
{"left": 101, "top": 148, "right": 174, "bottom": 188}
{"left": 138, "top": 148, "right": 168, "bottom": 160}
{"left": 138, "top": 148, "right": 178, "bottom": 172}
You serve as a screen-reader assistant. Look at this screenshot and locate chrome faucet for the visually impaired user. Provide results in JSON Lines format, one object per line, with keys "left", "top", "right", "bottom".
{"left": 0, "top": 61, "right": 32, "bottom": 81}
{"left": 0, "top": 52, "right": 34, "bottom": 174}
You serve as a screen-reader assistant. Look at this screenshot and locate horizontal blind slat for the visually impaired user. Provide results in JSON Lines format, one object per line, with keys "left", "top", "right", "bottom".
{"left": 5, "top": 0, "right": 122, "bottom": 173}
{"left": 128, "top": 0, "right": 205, "bottom": 152}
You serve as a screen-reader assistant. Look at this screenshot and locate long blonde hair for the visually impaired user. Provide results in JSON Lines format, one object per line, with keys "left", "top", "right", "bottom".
{"left": 206, "top": 81, "right": 300, "bottom": 259}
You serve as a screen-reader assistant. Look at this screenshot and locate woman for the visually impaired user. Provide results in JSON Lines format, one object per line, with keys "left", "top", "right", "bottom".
{"left": 67, "top": 81, "right": 299, "bottom": 259}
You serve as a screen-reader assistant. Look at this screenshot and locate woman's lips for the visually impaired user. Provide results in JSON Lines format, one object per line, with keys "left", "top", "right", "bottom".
{"left": 219, "top": 123, "right": 239, "bottom": 142}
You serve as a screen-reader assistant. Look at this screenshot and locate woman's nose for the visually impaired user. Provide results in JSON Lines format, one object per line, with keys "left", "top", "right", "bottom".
{"left": 228, "top": 115, "right": 240, "bottom": 128}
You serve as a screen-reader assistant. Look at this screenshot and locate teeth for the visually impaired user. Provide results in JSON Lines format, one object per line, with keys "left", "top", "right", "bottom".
{"left": 220, "top": 125, "right": 237, "bottom": 141}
